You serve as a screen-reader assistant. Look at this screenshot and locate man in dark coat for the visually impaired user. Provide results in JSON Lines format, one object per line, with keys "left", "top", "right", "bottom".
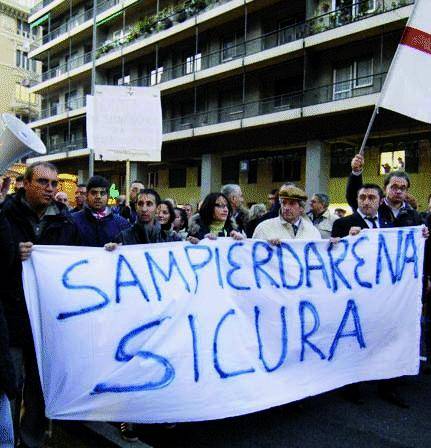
{"left": 2, "top": 161, "right": 80, "bottom": 448}
{"left": 0, "top": 211, "right": 17, "bottom": 447}
{"left": 332, "top": 183, "right": 388, "bottom": 237}
{"left": 114, "top": 188, "right": 163, "bottom": 246}
{"left": 72, "top": 175, "right": 130, "bottom": 247}
{"left": 335, "top": 154, "right": 426, "bottom": 409}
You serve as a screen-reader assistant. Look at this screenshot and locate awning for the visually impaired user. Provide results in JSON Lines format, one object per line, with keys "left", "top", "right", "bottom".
{"left": 30, "top": 13, "right": 50, "bottom": 28}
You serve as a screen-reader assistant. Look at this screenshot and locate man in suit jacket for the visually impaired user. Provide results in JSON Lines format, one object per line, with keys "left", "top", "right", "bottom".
{"left": 332, "top": 183, "right": 413, "bottom": 409}
{"left": 332, "top": 183, "right": 386, "bottom": 238}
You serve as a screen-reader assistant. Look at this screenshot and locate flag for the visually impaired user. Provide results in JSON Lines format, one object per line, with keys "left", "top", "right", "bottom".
{"left": 378, "top": 0, "right": 431, "bottom": 123}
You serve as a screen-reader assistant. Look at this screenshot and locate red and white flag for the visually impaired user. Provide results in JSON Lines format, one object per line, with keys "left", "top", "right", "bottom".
{"left": 378, "top": 0, "right": 431, "bottom": 123}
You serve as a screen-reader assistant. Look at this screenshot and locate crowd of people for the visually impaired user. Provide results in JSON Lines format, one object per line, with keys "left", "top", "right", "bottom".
{"left": 0, "top": 153, "right": 430, "bottom": 447}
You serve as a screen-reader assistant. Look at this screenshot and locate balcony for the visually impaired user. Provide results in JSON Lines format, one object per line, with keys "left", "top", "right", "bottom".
{"left": 35, "top": 0, "right": 120, "bottom": 47}
{"left": 95, "top": 0, "right": 233, "bottom": 59}
{"left": 39, "top": 51, "right": 92, "bottom": 83}
{"left": 46, "top": 137, "right": 88, "bottom": 154}
{"left": 34, "top": 95, "right": 86, "bottom": 122}
{"left": 163, "top": 72, "right": 386, "bottom": 133}
{"left": 30, "top": 0, "right": 56, "bottom": 15}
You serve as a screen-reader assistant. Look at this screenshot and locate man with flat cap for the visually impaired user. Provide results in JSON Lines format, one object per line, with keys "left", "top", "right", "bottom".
{"left": 252, "top": 186, "right": 321, "bottom": 241}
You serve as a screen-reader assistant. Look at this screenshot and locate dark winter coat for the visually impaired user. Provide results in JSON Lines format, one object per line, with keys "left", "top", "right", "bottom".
{"left": 72, "top": 206, "right": 130, "bottom": 247}
{"left": 1, "top": 189, "right": 81, "bottom": 347}
{"left": 116, "top": 220, "right": 165, "bottom": 245}
{"left": 0, "top": 212, "right": 17, "bottom": 399}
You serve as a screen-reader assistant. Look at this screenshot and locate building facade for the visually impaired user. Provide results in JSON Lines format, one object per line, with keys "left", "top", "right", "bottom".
{"left": 26, "top": 0, "right": 431, "bottom": 209}
{"left": 0, "top": 0, "right": 40, "bottom": 124}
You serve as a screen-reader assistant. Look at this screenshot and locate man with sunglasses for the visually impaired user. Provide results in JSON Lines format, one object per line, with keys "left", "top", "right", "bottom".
{"left": 2, "top": 161, "right": 80, "bottom": 448}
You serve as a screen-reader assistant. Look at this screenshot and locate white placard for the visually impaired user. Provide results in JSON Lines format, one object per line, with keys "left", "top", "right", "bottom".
{"left": 86, "top": 85, "right": 162, "bottom": 161}
{"left": 22, "top": 227, "right": 424, "bottom": 423}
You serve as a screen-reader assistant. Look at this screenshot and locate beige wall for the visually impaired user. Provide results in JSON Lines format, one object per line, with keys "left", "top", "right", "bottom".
{"left": 0, "top": 2, "right": 41, "bottom": 117}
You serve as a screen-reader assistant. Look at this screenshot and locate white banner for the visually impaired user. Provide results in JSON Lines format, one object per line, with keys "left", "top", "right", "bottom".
{"left": 86, "top": 85, "right": 162, "bottom": 161}
{"left": 22, "top": 227, "right": 424, "bottom": 423}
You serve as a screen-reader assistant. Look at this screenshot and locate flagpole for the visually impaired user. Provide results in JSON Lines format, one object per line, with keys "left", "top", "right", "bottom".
{"left": 358, "top": 106, "right": 379, "bottom": 156}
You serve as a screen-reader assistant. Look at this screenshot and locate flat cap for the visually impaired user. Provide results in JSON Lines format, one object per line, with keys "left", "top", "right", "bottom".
{"left": 278, "top": 186, "right": 308, "bottom": 202}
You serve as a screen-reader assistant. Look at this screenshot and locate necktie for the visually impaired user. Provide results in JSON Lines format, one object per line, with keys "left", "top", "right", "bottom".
{"left": 292, "top": 224, "right": 298, "bottom": 236}
{"left": 365, "top": 216, "right": 378, "bottom": 229}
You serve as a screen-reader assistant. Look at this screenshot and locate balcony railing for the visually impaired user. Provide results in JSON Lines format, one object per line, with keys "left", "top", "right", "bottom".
{"left": 40, "top": 51, "right": 92, "bottom": 83}
{"left": 162, "top": 72, "right": 386, "bottom": 133}
{"left": 35, "top": 96, "right": 87, "bottom": 121}
{"left": 31, "top": 0, "right": 55, "bottom": 15}
{"left": 36, "top": 0, "right": 121, "bottom": 46}
{"left": 46, "top": 137, "right": 87, "bottom": 154}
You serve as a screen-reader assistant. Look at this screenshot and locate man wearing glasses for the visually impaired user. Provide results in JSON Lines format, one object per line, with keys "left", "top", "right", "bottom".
{"left": 347, "top": 153, "right": 422, "bottom": 227}
{"left": 2, "top": 161, "right": 80, "bottom": 448}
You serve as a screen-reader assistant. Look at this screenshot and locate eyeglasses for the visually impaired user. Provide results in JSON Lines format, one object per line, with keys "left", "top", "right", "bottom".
{"left": 215, "top": 203, "right": 228, "bottom": 209}
{"left": 34, "top": 178, "right": 58, "bottom": 188}
{"left": 389, "top": 185, "right": 407, "bottom": 192}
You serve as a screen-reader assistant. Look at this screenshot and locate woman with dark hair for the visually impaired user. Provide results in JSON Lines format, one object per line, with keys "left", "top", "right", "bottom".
{"left": 156, "top": 200, "right": 181, "bottom": 242}
{"left": 173, "top": 207, "right": 189, "bottom": 240}
{"left": 188, "top": 192, "right": 244, "bottom": 241}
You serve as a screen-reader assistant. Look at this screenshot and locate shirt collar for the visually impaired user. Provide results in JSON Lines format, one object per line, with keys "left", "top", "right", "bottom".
{"left": 357, "top": 209, "right": 379, "bottom": 220}
{"left": 279, "top": 212, "right": 302, "bottom": 227}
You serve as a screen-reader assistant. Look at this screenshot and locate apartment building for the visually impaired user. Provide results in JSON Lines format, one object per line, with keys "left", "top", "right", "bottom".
{"left": 26, "top": 0, "right": 431, "bottom": 208}
{"left": 0, "top": 0, "right": 40, "bottom": 126}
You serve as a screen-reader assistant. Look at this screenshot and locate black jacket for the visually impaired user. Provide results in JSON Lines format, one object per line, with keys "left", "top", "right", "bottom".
{"left": 346, "top": 172, "right": 423, "bottom": 227}
{"left": 331, "top": 211, "right": 391, "bottom": 238}
{"left": 116, "top": 220, "right": 166, "bottom": 245}
{"left": 0, "top": 212, "right": 17, "bottom": 399}
{"left": 1, "top": 190, "right": 81, "bottom": 347}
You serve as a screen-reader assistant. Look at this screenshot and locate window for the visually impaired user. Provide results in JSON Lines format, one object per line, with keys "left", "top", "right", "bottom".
{"left": 354, "top": 0, "right": 377, "bottom": 16}
{"left": 117, "top": 75, "right": 130, "bottom": 85}
{"left": 330, "top": 145, "right": 356, "bottom": 177}
{"left": 272, "top": 154, "right": 301, "bottom": 182}
{"left": 113, "top": 28, "right": 131, "bottom": 43}
{"left": 222, "top": 33, "right": 245, "bottom": 61}
{"left": 221, "top": 157, "right": 239, "bottom": 184}
{"left": 148, "top": 171, "right": 159, "bottom": 187}
{"left": 17, "top": 19, "right": 30, "bottom": 38}
{"left": 65, "top": 90, "right": 78, "bottom": 110}
{"left": 248, "top": 159, "right": 258, "bottom": 184}
{"left": 16, "top": 50, "right": 30, "bottom": 70}
{"left": 333, "top": 65, "right": 352, "bottom": 100}
{"left": 185, "top": 53, "right": 202, "bottom": 74}
{"left": 379, "top": 140, "right": 419, "bottom": 174}
{"left": 169, "top": 167, "right": 186, "bottom": 188}
{"left": 150, "top": 67, "right": 163, "bottom": 85}
{"left": 278, "top": 18, "right": 296, "bottom": 45}
{"left": 333, "top": 57, "right": 373, "bottom": 100}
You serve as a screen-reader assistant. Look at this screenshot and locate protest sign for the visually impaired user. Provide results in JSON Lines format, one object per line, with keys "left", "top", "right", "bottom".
{"left": 86, "top": 85, "right": 162, "bottom": 162}
{"left": 22, "top": 227, "right": 424, "bottom": 423}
